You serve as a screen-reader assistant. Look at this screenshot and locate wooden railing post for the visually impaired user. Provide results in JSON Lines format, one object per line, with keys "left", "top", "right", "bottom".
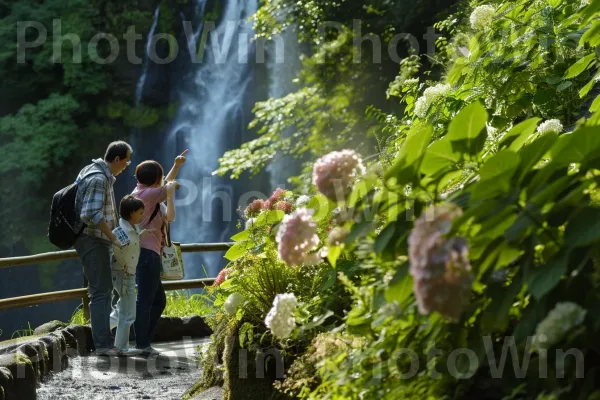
{"left": 82, "top": 275, "right": 90, "bottom": 322}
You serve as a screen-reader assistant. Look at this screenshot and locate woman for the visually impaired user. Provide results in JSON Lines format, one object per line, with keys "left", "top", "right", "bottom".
{"left": 132, "top": 150, "right": 187, "bottom": 355}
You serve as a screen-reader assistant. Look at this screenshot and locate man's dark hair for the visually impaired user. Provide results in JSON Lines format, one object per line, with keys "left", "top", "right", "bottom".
{"left": 120, "top": 195, "right": 145, "bottom": 221}
{"left": 135, "top": 160, "right": 164, "bottom": 186}
{"left": 104, "top": 141, "right": 132, "bottom": 163}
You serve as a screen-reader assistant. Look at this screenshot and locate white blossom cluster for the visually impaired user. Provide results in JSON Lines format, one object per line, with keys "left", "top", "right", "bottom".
{"left": 534, "top": 302, "right": 587, "bottom": 350}
{"left": 537, "top": 119, "right": 563, "bottom": 134}
{"left": 403, "top": 78, "right": 419, "bottom": 90}
{"left": 295, "top": 195, "right": 311, "bottom": 207}
{"left": 224, "top": 293, "right": 244, "bottom": 316}
{"left": 414, "top": 83, "right": 452, "bottom": 118}
{"left": 470, "top": 5, "right": 495, "bottom": 31}
{"left": 265, "top": 293, "right": 298, "bottom": 339}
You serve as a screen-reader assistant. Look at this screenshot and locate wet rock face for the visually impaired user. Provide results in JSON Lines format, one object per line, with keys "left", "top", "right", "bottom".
{"left": 33, "top": 321, "right": 68, "bottom": 336}
{"left": 0, "top": 353, "right": 36, "bottom": 400}
{"left": 0, "top": 323, "right": 93, "bottom": 400}
{"left": 153, "top": 315, "right": 212, "bottom": 342}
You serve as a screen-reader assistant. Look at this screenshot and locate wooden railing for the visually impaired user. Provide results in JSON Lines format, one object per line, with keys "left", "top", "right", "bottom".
{"left": 0, "top": 243, "right": 233, "bottom": 319}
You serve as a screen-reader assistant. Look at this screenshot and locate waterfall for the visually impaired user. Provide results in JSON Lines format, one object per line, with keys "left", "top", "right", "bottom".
{"left": 265, "top": 26, "right": 302, "bottom": 191}
{"left": 167, "top": 0, "right": 259, "bottom": 279}
{"left": 135, "top": 6, "right": 161, "bottom": 106}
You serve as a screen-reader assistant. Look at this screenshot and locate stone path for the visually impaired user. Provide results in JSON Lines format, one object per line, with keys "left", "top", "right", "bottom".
{"left": 36, "top": 339, "right": 211, "bottom": 400}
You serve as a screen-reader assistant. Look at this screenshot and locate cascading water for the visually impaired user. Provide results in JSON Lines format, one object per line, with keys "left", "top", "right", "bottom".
{"left": 128, "top": 5, "right": 161, "bottom": 178}
{"left": 135, "top": 7, "right": 161, "bottom": 107}
{"left": 167, "top": 0, "right": 259, "bottom": 278}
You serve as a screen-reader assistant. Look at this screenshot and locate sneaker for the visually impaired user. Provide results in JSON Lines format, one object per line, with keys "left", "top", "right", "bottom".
{"left": 122, "top": 348, "right": 142, "bottom": 357}
{"left": 104, "top": 347, "right": 124, "bottom": 357}
{"left": 138, "top": 347, "right": 160, "bottom": 357}
{"left": 95, "top": 348, "right": 112, "bottom": 357}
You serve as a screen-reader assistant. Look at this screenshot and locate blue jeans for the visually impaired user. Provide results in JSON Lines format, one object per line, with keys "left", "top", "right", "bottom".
{"left": 74, "top": 234, "right": 113, "bottom": 351}
{"left": 134, "top": 249, "right": 166, "bottom": 349}
{"left": 111, "top": 264, "right": 137, "bottom": 350}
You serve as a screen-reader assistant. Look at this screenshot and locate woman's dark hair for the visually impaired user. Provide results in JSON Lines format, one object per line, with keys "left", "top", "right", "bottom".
{"left": 120, "top": 195, "right": 145, "bottom": 221}
{"left": 104, "top": 141, "right": 132, "bottom": 163}
{"left": 135, "top": 160, "right": 164, "bottom": 186}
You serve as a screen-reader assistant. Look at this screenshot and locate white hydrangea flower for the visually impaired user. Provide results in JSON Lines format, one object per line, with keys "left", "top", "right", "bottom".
{"left": 295, "top": 195, "right": 310, "bottom": 207}
{"left": 534, "top": 302, "right": 587, "bottom": 350}
{"left": 265, "top": 293, "right": 298, "bottom": 339}
{"left": 537, "top": 119, "right": 563, "bottom": 134}
{"left": 224, "top": 293, "right": 244, "bottom": 316}
{"left": 470, "top": 5, "right": 495, "bottom": 31}
{"left": 245, "top": 217, "right": 256, "bottom": 230}
{"left": 414, "top": 96, "right": 430, "bottom": 118}
{"left": 403, "top": 78, "right": 419, "bottom": 90}
{"left": 413, "top": 83, "right": 452, "bottom": 118}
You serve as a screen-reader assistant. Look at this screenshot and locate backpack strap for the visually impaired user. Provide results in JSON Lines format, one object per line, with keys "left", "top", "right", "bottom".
{"left": 148, "top": 203, "right": 161, "bottom": 223}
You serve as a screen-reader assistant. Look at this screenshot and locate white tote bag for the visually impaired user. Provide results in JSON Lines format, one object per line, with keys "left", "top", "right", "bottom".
{"left": 161, "top": 223, "right": 184, "bottom": 280}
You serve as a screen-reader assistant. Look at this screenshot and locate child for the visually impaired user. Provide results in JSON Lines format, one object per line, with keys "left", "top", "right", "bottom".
{"left": 108, "top": 195, "right": 151, "bottom": 356}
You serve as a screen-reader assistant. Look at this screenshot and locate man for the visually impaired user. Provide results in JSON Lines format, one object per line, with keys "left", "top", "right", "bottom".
{"left": 74, "top": 141, "right": 132, "bottom": 356}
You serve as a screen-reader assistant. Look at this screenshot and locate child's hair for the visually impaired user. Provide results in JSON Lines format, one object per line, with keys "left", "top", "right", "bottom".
{"left": 135, "top": 160, "right": 164, "bottom": 186}
{"left": 120, "top": 195, "right": 145, "bottom": 221}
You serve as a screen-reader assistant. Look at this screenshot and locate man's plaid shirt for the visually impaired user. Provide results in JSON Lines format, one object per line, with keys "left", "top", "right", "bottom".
{"left": 74, "top": 159, "right": 118, "bottom": 242}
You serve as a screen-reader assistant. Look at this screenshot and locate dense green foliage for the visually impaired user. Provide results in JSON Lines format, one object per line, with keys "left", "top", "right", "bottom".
{"left": 197, "top": 0, "right": 600, "bottom": 399}
{"left": 0, "top": 0, "right": 176, "bottom": 248}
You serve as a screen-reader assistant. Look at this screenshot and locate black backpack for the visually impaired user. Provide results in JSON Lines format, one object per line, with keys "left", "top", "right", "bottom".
{"left": 48, "top": 171, "right": 103, "bottom": 250}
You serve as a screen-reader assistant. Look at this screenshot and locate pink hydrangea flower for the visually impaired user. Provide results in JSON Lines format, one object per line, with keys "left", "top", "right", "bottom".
{"left": 270, "top": 188, "right": 287, "bottom": 202}
{"left": 312, "top": 150, "right": 365, "bottom": 202}
{"left": 244, "top": 199, "right": 265, "bottom": 218}
{"left": 264, "top": 198, "right": 276, "bottom": 210}
{"left": 276, "top": 208, "right": 320, "bottom": 266}
{"left": 275, "top": 201, "right": 293, "bottom": 214}
{"left": 214, "top": 268, "right": 232, "bottom": 287}
{"left": 407, "top": 204, "right": 473, "bottom": 322}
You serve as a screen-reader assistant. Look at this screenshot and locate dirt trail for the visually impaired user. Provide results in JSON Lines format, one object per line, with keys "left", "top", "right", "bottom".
{"left": 36, "top": 339, "right": 211, "bottom": 400}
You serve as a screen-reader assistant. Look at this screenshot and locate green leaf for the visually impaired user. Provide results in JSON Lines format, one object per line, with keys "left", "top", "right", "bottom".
{"left": 564, "top": 53, "right": 596, "bottom": 79}
{"left": 254, "top": 210, "right": 285, "bottom": 226}
{"left": 348, "top": 176, "right": 377, "bottom": 208}
{"left": 230, "top": 230, "right": 250, "bottom": 241}
{"left": 224, "top": 242, "right": 248, "bottom": 261}
{"left": 591, "top": 94, "right": 600, "bottom": 113}
{"left": 528, "top": 252, "right": 567, "bottom": 300}
{"left": 327, "top": 246, "right": 342, "bottom": 268}
{"left": 239, "top": 322, "right": 254, "bottom": 348}
{"left": 482, "top": 277, "right": 522, "bottom": 332}
{"left": 580, "top": 20, "right": 600, "bottom": 47}
{"left": 471, "top": 151, "right": 520, "bottom": 201}
{"left": 445, "top": 101, "right": 488, "bottom": 155}
{"left": 374, "top": 223, "right": 396, "bottom": 254}
{"left": 500, "top": 118, "right": 541, "bottom": 151}
{"left": 420, "top": 138, "right": 461, "bottom": 176}
{"left": 565, "top": 207, "right": 600, "bottom": 247}
{"left": 301, "top": 310, "right": 334, "bottom": 331}
{"left": 514, "top": 297, "right": 548, "bottom": 343}
{"left": 384, "top": 266, "right": 413, "bottom": 305}
{"left": 384, "top": 124, "right": 433, "bottom": 184}
{"left": 551, "top": 126, "right": 600, "bottom": 167}
{"left": 308, "top": 194, "right": 336, "bottom": 222}
{"left": 515, "top": 132, "right": 558, "bottom": 183}
{"left": 581, "top": 0, "right": 600, "bottom": 27}
{"left": 345, "top": 220, "right": 373, "bottom": 244}
{"left": 579, "top": 75, "right": 598, "bottom": 98}
{"left": 556, "top": 81, "right": 573, "bottom": 92}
